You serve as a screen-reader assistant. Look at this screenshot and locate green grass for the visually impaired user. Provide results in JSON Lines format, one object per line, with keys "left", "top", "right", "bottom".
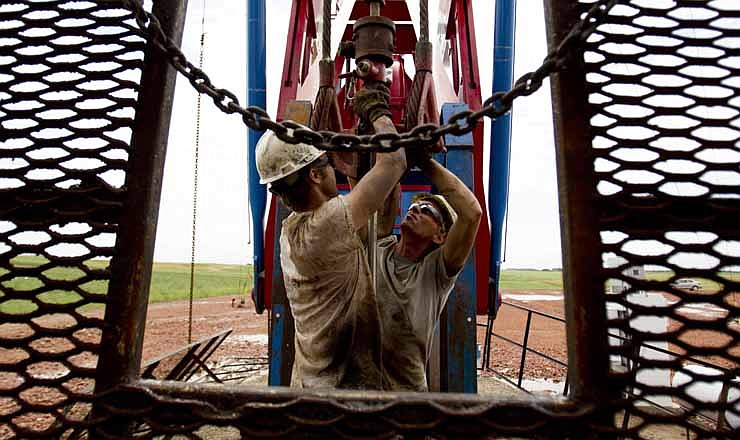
{"left": 148, "top": 262, "right": 253, "bottom": 303}
{"left": 0, "top": 256, "right": 253, "bottom": 314}
{"left": 3, "top": 258, "right": 739, "bottom": 315}
{"left": 499, "top": 270, "right": 563, "bottom": 290}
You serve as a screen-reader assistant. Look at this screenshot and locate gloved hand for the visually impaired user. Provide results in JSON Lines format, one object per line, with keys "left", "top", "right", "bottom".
{"left": 406, "top": 135, "right": 445, "bottom": 169}
{"left": 406, "top": 146, "right": 434, "bottom": 169}
{"left": 353, "top": 80, "right": 392, "bottom": 123}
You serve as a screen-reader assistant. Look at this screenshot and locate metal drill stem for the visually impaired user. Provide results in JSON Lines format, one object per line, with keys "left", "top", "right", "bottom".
{"left": 370, "top": 1, "right": 380, "bottom": 16}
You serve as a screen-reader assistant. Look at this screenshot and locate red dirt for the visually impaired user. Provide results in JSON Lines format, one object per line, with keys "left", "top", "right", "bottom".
{"left": 2, "top": 289, "right": 734, "bottom": 388}
{"left": 141, "top": 290, "right": 569, "bottom": 383}
{"left": 141, "top": 296, "right": 269, "bottom": 364}
{"left": 2, "top": 290, "right": 735, "bottom": 438}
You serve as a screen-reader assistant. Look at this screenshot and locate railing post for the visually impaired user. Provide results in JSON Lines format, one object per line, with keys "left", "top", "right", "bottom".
{"left": 93, "top": 0, "right": 188, "bottom": 436}
{"left": 544, "top": 0, "right": 618, "bottom": 434}
{"left": 517, "top": 311, "right": 532, "bottom": 388}
{"left": 483, "top": 315, "right": 495, "bottom": 370}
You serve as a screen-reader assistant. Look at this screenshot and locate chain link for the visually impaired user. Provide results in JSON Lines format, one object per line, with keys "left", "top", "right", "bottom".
{"left": 122, "top": 0, "right": 620, "bottom": 152}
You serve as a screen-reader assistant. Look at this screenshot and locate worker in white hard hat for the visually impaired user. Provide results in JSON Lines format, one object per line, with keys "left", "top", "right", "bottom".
{"left": 256, "top": 81, "right": 405, "bottom": 389}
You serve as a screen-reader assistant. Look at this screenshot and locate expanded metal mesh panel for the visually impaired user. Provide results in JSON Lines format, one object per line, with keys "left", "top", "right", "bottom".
{"left": 2, "top": 0, "right": 739, "bottom": 439}
{"left": 91, "top": 381, "right": 596, "bottom": 439}
{"left": 0, "top": 1, "right": 145, "bottom": 437}
{"left": 582, "top": 0, "right": 740, "bottom": 437}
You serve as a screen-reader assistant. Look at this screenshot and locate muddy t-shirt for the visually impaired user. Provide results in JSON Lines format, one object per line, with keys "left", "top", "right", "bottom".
{"left": 280, "top": 195, "right": 384, "bottom": 389}
{"left": 375, "top": 235, "right": 459, "bottom": 391}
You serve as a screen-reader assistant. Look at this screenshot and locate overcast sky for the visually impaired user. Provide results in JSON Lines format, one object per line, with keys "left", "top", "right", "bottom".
{"left": 153, "top": 0, "right": 563, "bottom": 269}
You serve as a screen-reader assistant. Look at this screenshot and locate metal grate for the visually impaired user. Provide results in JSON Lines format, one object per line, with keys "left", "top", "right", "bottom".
{"left": 582, "top": 0, "right": 740, "bottom": 437}
{"left": 0, "top": 1, "right": 145, "bottom": 437}
{"left": 0, "top": 0, "right": 738, "bottom": 439}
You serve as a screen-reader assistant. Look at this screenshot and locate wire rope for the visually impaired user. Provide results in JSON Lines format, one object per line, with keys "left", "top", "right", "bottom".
{"left": 322, "top": 0, "right": 331, "bottom": 59}
{"left": 188, "top": 0, "right": 208, "bottom": 345}
{"left": 420, "top": 0, "right": 428, "bottom": 43}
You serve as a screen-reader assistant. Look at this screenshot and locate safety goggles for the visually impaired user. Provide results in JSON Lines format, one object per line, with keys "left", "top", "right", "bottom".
{"left": 407, "top": 201, "right": 445, "bottom": 232}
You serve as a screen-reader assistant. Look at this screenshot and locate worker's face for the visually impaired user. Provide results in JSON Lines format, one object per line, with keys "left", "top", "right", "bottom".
{"left": 401, "top": 201, "right": 445, "bottom": 244}
{"left": 315, "top": 157, "right": 337, "bottom": 198}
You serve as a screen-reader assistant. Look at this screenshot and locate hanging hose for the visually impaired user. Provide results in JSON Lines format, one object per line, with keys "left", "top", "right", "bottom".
{"left": 188, "top": 0, "right": 207, "bottom": 345}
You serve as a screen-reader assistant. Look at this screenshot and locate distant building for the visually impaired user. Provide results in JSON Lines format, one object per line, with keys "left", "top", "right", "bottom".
{"left": 605, "top": 256, "right": 673, "bottom": 407}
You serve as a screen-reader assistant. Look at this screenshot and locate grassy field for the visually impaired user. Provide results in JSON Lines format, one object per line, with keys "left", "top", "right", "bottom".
{"left": 0, "top": 257, "right": 252, "bottom": 314}
{"left": 147, "top": 262, "right": 253, "bottom": 302}
{"left": 3, "top": 257, "right": 739, "bottom": 314}
{"left": 500, "top": 270, "right": 563, "bottom": 290}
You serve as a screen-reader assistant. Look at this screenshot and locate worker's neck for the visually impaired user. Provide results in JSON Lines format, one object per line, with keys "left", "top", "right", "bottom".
{"left": 395, "top": 234, "right": 430, "bottom": 262}
{"left": 299, "top": 188, "right": 334, "bottom": 212}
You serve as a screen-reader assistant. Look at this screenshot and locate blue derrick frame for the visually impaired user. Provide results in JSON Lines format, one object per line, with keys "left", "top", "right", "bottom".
{"left": 439, "top": 103, "right": 477, "bottom": 393}
{"left": 247, "top": 0, "right": 267, "bottom": 313}
{"left": 489, "top": 0, "right": 517, "bottom": 316}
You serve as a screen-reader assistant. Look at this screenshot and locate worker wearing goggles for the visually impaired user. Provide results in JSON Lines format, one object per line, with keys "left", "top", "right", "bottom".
{"left": 374, "top": 159, "right": 482, "bottom": 391}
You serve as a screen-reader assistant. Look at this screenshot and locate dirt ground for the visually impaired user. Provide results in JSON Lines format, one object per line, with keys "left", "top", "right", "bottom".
{"left": 140, "top": 289, "right": 570, "bottom": 387}
{"left": 136, "top": 290, "right": 729, "bottom": 439}
{"left": 1, "top": 290, "right": 732, "bottom": 438}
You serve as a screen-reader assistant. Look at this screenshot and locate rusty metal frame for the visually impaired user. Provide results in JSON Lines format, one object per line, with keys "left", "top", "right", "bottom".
{"left": 3, "top": 0, "right": 739, "bottom": 438}
{"left": 544, "top": 0, "right": 615, "bottom": 407}
{"left": 0, "top": 0, "right": 607, "bottom": 437}
{"left": 84, "top": 1, "right": 609, "bottom": 437}
{"left": 94, "top": 0, "right": 189, "bottom": 395}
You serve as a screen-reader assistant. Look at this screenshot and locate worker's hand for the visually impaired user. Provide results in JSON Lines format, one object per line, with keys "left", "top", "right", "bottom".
{"left": 406, "top": 138, "right": 445, "bottom": 169}
{"left": 353, "top": 80, "right": 392, "bottom": 123}
{"left": 406, "top": 147, "right": 434, "bottom": 169}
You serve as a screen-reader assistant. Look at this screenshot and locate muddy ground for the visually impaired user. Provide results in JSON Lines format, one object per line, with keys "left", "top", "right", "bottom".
{"left": 140, "top": 290, "right": 570, "bottom": 388}
{"left": 135, "top": 289, "right": 728, "bottom": 439}
{"left": 1, "top": 290, "right": 731, "bottom": 438}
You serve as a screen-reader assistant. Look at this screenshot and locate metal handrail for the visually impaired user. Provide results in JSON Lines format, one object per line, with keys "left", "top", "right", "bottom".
{"left": 501, "top": 300, "right": 566, "bottom": 323}
{"left": 481, "top": 297, "right": 738, "bottom": 430}
{"left": 482, "top": 300, "right": 736, "bottom": 379}
{"left": 478, "top": 301, "right": 568, "bottom": 395}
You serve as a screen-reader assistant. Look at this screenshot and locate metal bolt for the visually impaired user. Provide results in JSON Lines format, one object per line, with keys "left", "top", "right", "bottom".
{"left": 357, "top": 60, "right": 371, "bottom": 75}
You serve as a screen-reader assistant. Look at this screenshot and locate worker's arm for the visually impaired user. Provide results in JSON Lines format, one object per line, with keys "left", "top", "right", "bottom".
{"left": 345, "top": 116, "right": 406, "bottom": 231}
{"left": 348, "top": 176, "right": 400, "bottom": 240}
{"left": 421, "top": 159, "right": 482, "bottom": 276}
{"left": 377, "top": 182, "right": 400, "bottom": 238}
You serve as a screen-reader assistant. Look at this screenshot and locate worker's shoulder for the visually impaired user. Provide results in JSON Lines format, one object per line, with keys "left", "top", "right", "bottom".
{"left": 283, "top": 195, "right": 352, "bottom": 233}
{"left": 377, "top": 234, "right": 398, "bottom": 249}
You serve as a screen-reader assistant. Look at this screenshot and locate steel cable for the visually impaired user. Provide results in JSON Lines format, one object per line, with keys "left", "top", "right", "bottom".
{"left": 188, "top": 0, "right": 208, "bottom": 345}
{"left": 420, "top": 0, "right": 428, "bottom": 43}
{"left": 323, "top": 0, "right": 331, "bottom": 59}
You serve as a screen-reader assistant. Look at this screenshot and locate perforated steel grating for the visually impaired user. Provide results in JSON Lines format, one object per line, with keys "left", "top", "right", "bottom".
{"left": 583, "top": 0, "right": 740, "bottom": 437}
{"left": 1, "top": 0, "right": 739, "bottom": 439}
{"left": 0, "top": 1, "right": 145, "bottom": 437}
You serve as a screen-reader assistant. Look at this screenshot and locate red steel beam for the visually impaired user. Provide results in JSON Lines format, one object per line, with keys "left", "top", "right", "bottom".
{"left": 454, "top": 0, "right": 491, "bottom": 314}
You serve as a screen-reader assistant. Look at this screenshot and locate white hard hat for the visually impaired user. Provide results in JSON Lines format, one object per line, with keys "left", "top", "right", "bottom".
{"left": 255, "top": 130, "right": 325, "bottom": 185}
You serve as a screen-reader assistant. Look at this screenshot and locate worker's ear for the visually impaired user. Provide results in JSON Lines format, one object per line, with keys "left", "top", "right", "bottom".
{"left": 308, "top": 167, "right": 323, "bottom": 183}
{"left": 431, "top": 231, "right": 445, "bottom": 246}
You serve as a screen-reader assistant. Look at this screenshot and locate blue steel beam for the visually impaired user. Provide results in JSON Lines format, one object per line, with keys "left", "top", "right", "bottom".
{"left": 488, "top": 0, "right": 517, "bottom": 316}
{"left": 440, "top": 103, "right": 477, "bottom": 393}
{"left": 247, "top": 0, "right": 267, "bottom": 313}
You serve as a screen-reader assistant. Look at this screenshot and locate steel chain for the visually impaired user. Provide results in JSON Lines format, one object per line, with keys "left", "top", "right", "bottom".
{"left": 121, "top": 0, "right": 620, "bottom": 152}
